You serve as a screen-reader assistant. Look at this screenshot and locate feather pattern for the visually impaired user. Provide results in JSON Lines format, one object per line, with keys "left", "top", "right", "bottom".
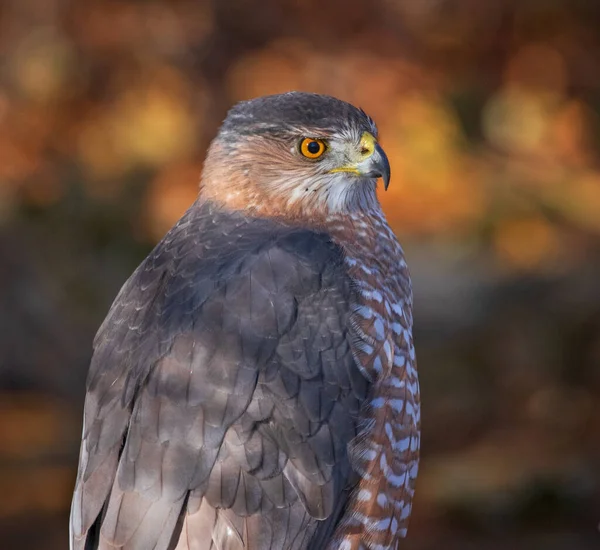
{"left": 323, "top": 208, "right": 420, "bottom": 550}
{"left": 71, "top": 92, "right": 420, "bottom": 550}
{"left": 70, "top": 199, "right": 369, "bottom": 550}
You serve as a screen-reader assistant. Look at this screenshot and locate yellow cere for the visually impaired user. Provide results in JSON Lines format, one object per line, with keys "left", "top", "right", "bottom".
{"left": 359, "top": 132, "right": 376, "bottom": 157}
{"left": 330, "top": 132, "right": 377, "bottom": 175}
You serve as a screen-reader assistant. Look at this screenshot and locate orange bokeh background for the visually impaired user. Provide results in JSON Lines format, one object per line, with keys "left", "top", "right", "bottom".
{"left": 1, "top": 1, "right": 599, "bottom": 548}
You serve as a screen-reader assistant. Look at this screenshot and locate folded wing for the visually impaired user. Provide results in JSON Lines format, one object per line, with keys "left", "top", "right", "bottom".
{"left": 70, "top": 202, "right": 370, "bottom": 550}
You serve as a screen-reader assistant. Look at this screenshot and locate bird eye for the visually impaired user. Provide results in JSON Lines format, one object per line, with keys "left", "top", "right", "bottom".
{"left": 299, "top": 138, "right": 326, "bottom": 159}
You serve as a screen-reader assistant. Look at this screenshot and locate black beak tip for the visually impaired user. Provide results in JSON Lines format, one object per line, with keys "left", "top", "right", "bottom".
{"left": 374, "top": 143, "right": 391, "bottom": 191}
{"left": 383, "top": 173, "right": 390, "bottom": 191}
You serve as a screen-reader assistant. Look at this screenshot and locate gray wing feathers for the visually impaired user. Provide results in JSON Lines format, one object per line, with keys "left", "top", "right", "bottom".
{"left": 70, "top": 201, "right": 368, "bottom": 550}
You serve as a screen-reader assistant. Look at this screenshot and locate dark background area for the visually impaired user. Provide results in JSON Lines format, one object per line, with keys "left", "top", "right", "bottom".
{"left": 1, "top": 0, "right": 599, "bottom": 548}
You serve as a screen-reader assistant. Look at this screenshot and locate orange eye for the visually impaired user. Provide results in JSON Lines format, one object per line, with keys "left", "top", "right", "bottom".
{"left": 300, "top": 138, "right": 326, "bottom": 159}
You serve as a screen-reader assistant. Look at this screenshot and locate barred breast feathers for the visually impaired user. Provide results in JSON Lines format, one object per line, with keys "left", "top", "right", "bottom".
{"left": 323, "top": 208, "right": 421, "bottom": 550}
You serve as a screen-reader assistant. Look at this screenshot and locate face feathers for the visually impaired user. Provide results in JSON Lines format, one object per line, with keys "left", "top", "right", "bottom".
{"left": 200, "top": 93, "right": 382, "bottom": 220}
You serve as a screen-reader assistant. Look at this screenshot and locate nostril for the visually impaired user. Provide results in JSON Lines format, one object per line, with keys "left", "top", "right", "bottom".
{"left": 359, "top": 132, "right": 377, "bottom": 156}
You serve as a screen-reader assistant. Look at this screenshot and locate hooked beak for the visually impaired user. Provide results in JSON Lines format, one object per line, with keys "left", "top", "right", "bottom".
{"left": 329, "top": 133, "right": 392, "bottom": 190}
{"left": 356, "top": 142, "right": 391, "bottom": 191}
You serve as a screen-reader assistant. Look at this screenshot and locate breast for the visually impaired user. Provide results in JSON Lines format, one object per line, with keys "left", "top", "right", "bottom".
{"left": 323, "top": 209, "right": 421, "bottom": 549}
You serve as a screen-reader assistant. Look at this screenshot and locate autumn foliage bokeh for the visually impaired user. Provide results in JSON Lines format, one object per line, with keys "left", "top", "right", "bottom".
{"left": 4, "top": 0, "right": 600, "bottom": 265}
{"left": 1, "top": 1, "right": 600, "bottom": 549}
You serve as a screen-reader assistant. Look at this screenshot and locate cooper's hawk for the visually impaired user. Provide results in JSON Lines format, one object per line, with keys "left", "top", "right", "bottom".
{"left": 70, "top": 92, "right": 420, "bottom": 550}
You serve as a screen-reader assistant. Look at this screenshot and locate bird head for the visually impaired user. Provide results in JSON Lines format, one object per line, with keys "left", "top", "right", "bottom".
{"left": 200, "top": 92, "right": 390, "bottom": 219}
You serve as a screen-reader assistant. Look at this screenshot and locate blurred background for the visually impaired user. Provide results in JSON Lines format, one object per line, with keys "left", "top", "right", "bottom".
{"left": 1, "top": 0, "right": 600, "bottom": 548}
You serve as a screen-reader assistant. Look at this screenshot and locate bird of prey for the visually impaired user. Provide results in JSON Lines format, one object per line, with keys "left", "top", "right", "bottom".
{"left": 70, "top": 92, "right": 420, "bottom": 550}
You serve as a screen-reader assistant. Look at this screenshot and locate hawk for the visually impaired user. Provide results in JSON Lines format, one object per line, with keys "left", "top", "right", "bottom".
{"left": 70, "top": 92, "right": 420, "bottom": 550}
